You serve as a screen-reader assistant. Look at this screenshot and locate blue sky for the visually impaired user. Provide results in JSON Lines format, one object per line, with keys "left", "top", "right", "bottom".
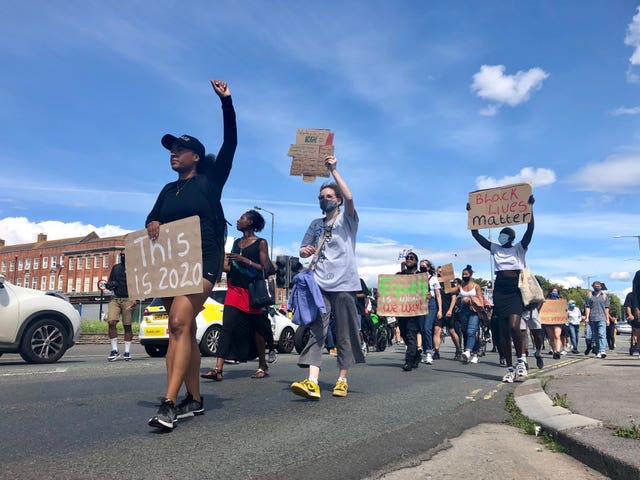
{"left": 2, "top": 1, "right": 640, "bottom": 299}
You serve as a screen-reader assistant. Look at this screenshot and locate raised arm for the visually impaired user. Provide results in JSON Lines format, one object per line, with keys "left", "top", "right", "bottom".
{"left": 471, "top": 229, "right": 491, "bottom": 251}
{"left": 325, "top": 155, "right": 355, "bottom": 219}
{"left": 208, "top": 80, "right": 237, "bottom": 188}
{"left": 521, "top": 196, "right": 535, "bottom": 249}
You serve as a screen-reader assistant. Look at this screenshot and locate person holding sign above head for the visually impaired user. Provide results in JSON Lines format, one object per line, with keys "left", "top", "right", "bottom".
{"left": 290, "top": 155, "right": 365, "bottom": 400}
{"left": 468, "top": 195, "right": 534, "bottom": 384}
{"left": 201, "top": 210, "right": 273, "bottom": 381}
{"left": 145, "top": 80, "right": 236, "bottom": 430}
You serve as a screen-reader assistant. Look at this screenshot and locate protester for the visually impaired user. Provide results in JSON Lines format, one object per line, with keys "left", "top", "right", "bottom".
{"left": 419, "top": 260, "right": 443, "bottom": 362}
{"left": 395, "top": 252, "right": 423, "bottom": 371}
{"left": 544, "top": 288, "right": 564, "bottom": 359}
{"left": 566, "top": 299, "right": 583, "bottom": 354}
{"left": 520, "top": 301, "right": 545, "bottom": 369}
{"left": 584, "top": 281, "right": 610, "bottom": 359}
{"left": 624, "top": 290, "right": 639, "bottom": 356}
{"left": 469, "top": 196, "right": 535, "bottom": 383}
{"left": 201, "top": 210, "right": 273, "bottom": 381}
{"left": 145, "top": 80, "right": 236, "bottom": 430}
{"left": 457, "top": 265, "right": 484, "bottom": 364}
{"left": 606, "top": 313, "right": 618, "bottom": 351}
{"left": 105, "top": 252, "right": 137, "bottom": 361}
{"left": 290, "top": 155, "right": 364, "bottom": 399}
{"left": 437, "top": 266, "right": 462, "bottom": 359}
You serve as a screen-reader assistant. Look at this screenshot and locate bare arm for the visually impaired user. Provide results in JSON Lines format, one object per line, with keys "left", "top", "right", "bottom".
{"left": 471, "top": 229, "right": 492, "bottom": 251}
{"left": 326, "top": 156, "right": 355, "bottom": 219}
{"left": 521, "top": 211, "right": 535, "bottom": 249}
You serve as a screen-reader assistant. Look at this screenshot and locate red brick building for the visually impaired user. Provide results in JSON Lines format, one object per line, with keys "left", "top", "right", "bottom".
{"left": 0, "top": 232, "right": 125, "bottom": 301}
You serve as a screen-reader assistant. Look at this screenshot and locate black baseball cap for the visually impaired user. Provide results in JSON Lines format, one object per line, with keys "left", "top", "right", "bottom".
{"left": 161, "top": 134, "right": 205, "bottom": 160}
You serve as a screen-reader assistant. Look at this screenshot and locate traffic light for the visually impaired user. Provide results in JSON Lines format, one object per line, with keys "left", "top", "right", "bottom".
{"left": 275, "top": 255, "right": 288, "bottom": 288}
{"left": 288, "top": 257, "right": 301, "bottom": 288}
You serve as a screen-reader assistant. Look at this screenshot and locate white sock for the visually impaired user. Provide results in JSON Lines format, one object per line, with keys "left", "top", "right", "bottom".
{"left": 338, "top": 377, "right": 347, "bottom": 383}
{"left": 110, "top": 338, "right": 118, "bottom": 351}
{"left": 308, "top": 376, "right": 318, "bottom": 385}
{"left": 124, "top": 341, "right": 131, "bottom": 354}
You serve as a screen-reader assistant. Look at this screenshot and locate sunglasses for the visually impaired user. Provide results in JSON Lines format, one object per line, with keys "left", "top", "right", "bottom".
{"left": 406, "top": 256, "right": 417, "bottom": 261}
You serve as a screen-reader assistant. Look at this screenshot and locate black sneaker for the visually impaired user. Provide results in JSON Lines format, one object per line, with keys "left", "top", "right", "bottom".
{"left": 584, "top": 345, "right": 592, "bottom": 355}
{"left": 433, "top": 349, "right": 440, "bottom": 360}
{"left": 402, "top": 363, "right": 413, "bottom": 371}
{"left": 148, "top": 398, "right": 177, "bottom": 430}
{"left": 552, "top": 352, "right": 561, "bottom": 360}
{"left": 176, "top": 393, "right": 204, "bottom": 419}
{"left": 535, "top": 354, "right": 544, "bottom": 369}
{"left": 453, "top": 350, "right": 462, "bottom": 361}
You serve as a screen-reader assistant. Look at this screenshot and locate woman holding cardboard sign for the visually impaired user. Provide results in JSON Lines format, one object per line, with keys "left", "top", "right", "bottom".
{"left": 469, "top": 195, "right": 534, "bottom": 384}
{"left": 145, "top": 80, "right": 236, "bottom": 430}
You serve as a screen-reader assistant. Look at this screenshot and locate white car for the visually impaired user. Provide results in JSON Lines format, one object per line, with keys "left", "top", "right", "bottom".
{"left": 139, "top": 287, "right": 297, "bottom": 357}
{"left": 615, "top": 320, "right": 633, "bottom": 335}
{"left": 0, "top": 275, "right": 81, "bottom": 363}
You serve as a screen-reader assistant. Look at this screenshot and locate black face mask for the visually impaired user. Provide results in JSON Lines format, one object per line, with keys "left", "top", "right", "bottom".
{"left": 462, "top": 276, "right": 471, "bottom": 283}
{"left": 419, "top": 266, "right": 428, "bottom": 273}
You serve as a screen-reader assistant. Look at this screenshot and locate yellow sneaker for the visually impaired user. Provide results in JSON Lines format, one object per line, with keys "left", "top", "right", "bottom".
{"left": 332, "top": 379, "right": 348, "bottom": 397}
{"left": 290, "top": 379, "right": 321, "bottom": 399}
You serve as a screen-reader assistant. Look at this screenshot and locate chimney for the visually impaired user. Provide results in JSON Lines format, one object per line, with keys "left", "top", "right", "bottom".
{"left": 37, "top": 233, "right": 47, "bottom": 243}
{"left": 0, "top": 238, "right": 4, "bottom": 248}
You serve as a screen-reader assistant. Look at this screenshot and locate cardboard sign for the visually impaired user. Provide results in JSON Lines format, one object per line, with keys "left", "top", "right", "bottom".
{"left": 125, "top": 216, "right": 203, "bottom": 299}
{"left": 467, "top": 183, "right": 532, "bottom": 230}
{"left": 438, "top": 263, "right": 456, "bottom": 294}
{"left": 288, "top": 128, "right": 334, "bottom": 182}
{"left": 539, "top": 299, "right": 568, "bottom": 325}
{"left": 377, "top": 273, "right": 430, "bottom": 317}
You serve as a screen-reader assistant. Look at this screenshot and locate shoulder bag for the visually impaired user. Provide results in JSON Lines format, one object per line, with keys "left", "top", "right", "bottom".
{"left": 519, "top": 267, "right": 545, "bottom": 307}
{"left": 248, "top": 267, "right": 276, "bottom": 309}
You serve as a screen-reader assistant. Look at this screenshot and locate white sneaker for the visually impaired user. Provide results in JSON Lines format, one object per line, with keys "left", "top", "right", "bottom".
{"left": 516, "top": 360, "right": 528, "bottom": 379}
{"left": 560, "top": 350, "right": 567, "bottom": 356}
{"left": 596, "top": 352, "right": 602, "bottom": 359}
{"left": 461, "top": 351, "right": 471, "bottom": 363}
{"left": 470, "top": 354, "right": 479, "bottom": 364}
{"left": 425, "top": 352, "right": 433, "bottom": 364}
{"left": 502, "top": 367, "right": 516, "bottom": 383}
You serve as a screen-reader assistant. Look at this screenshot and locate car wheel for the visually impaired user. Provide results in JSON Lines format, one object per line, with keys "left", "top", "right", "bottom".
{"left": 144, "top": 344, "right": 168, "bottom": 357}
{"left": 19, "top": 318, "right": 68, "bottom": 364}
{"left": 199, "top": 324, "right": 222, "bottom": 356}
{"left": 277, "top": 327, "right": 295, "bottom": 353}
{"left": 294, "top": 325, "right": 311, "bottom": 354}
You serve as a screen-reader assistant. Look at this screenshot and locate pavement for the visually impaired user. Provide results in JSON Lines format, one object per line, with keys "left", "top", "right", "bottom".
{"left": 514, "top": 344, "right": 640, "bottom": 479}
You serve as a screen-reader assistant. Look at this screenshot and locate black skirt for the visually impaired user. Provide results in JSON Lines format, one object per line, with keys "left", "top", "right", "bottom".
{"left": 492, "top": 276, "right": 524, "bottom": 320}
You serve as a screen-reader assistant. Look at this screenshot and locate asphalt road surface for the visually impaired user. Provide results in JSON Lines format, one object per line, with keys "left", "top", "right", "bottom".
{"left": 0, "top": 341, "right": 555, "bottom": 480}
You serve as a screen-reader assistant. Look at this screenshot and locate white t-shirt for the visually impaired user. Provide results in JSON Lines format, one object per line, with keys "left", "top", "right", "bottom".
{"left": 301, "top": 211, "right": 360, "bottom": 292}
{"left": 490, "top": 242, "right": 527, "bottom": 271}
{"left": 567, "top": 307, "right": 582, "bottom": 325}
{"left": 429, "top": 274, "right": 441, "bottom": 297}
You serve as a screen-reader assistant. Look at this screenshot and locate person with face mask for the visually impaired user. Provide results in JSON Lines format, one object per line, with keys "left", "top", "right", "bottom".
{"left": 457, "top": 265, "right": 485, "bottom": 364}
{"left": 566, "top": 299, "right": 583, "bottom": 354}
{"left": 469, "top": 195, "right": 535, "bottom": 383}
{"left": 290, "top": 155, "right": 365, "bottom": 400}
{"left": 584, "top": 281, "right": 610, "bottom": 358}
{"left": 544, "top": 288, "right": 564, "bottom": 359}
{"left": 436, "top": 265, "right": 462, "bottom": 359}
{"left": 392, "top": 252, "right": 423, "bottom": 371}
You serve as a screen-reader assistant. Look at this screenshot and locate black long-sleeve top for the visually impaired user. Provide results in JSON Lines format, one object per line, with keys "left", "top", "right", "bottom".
{"left": 145, "top": 96, "right": 237, "bottom": 262}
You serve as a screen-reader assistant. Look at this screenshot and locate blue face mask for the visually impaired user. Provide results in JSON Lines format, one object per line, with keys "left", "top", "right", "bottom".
{"left": 551, "top": 292, "right": 559, "bottom": 299}
{"left": 320, "top": 199, "right": 338, "bottom": 213}
{"left": 498, "top": 233, "right": 510, "bottom": 246}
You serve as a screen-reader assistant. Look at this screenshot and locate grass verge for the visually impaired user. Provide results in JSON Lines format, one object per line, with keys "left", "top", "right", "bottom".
{"left": 81, "top": 320, "right": 140, "bottom": 334}
{"left": 505, "top": 392, "right": 567, "bottom": 453}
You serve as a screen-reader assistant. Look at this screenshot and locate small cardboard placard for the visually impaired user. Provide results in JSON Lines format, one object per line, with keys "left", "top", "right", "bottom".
{"left": 439, "top": 263, "right": 456, "bottom": 294}
{"left": 288, "top": 128, "right": 334, "bottom": 182}
{"left": 539, "top": 299, "right": 568, "bottom": 325}
{"left": 467, "top": 183, "right": 532, "bottom": 230}
{"left": 125, "top": 216, "right": 203, "bottom": 299}
{"left": 377, "top": 273, "right": 430, "bottom": 317}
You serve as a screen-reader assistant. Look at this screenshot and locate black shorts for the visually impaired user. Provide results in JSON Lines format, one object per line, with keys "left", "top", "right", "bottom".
{"left": 630, "top": 320, "right": 640, "bottom": 329}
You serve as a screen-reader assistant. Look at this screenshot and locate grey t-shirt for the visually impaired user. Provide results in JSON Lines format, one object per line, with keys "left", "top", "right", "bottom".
{"left": 301, "top": 211, "right": 360, "bottom": 292}
{"left": 585, "top": 292, "right": 610, "bottom": 322}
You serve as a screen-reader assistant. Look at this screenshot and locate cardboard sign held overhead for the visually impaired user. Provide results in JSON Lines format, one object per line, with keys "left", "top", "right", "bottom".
{"left": 467, "top": 183, "right": 533, "bottom": 230}
{"left": 377, "top": 273, "right": 430, "bottom": 317}
{"left": 439, "top": 263, "right": 457, "bottom": 294}
{"left": 124, "top": 216, "right": 203, "bottom": 299}
{"left": 288, "top": 128, "right": 334, "bottom": 182}
{"left": 539, "top": 299, "right": 567, "bottom": 325}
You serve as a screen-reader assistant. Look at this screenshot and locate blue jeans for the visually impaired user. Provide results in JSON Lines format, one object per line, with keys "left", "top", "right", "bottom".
{"left": 421, "top": 298, "right": 437, "bottom": 353}
{"left": 568, "top": 324, "right": 580, "bottom": 350}
{"left": 459, "top": 305, "right": 479, "bottom": 352}
{"left": 588, "top": 320, "right": 607, "bottom": 354}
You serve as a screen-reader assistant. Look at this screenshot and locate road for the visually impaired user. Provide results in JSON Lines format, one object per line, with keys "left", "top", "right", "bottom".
{"left": 0, "top": 342, "right": 599, "bottom": 480}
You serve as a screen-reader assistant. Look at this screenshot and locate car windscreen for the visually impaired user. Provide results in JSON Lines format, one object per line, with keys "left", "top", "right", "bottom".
{"left": 209, "top": 290, "right": 227, "bottom": 304}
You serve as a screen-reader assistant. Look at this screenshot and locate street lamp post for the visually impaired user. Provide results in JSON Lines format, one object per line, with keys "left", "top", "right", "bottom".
{"left": 614, "top": 235, "right": 640, "bottom": 251}
{"left": 254, "top": 205, "right": 274, "bottom": 261}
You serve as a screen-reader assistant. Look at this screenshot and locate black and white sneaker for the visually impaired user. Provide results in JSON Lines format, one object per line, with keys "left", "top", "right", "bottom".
{"left": 176, "top": 393, "right": 204, "bottom": 419}
{"left": 148, "top": 398, "right": 177, "bottom": 430}
{"left": 267, "top": 349, "right": 278, "bottom": 364}
{"left": 108, "top": 350, "right": 121, "bottom": 362}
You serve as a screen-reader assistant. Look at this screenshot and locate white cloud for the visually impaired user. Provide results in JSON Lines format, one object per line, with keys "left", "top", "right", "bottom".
{"left": 610, "top": 271, "right": 631, "bottom": 281}
{"left": 570, "top": 154, "right": 640, "bottom": 192}
{"left": 0, "top": 217, "right": 130, "bottom": 245}
{"left": 610, "top": 106, "right": 640, "bottom": 115}
{"left": 471, "top": 65, "right": 549, "bottom": 113}
{"left": 476, "top": 167, "right": 556, "bottom": 189}
{"left": 625, "top": 6, "right": 640, "bottom": 65}
{"left": 548, "top": 275, "right": 585, "bottom": 289}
